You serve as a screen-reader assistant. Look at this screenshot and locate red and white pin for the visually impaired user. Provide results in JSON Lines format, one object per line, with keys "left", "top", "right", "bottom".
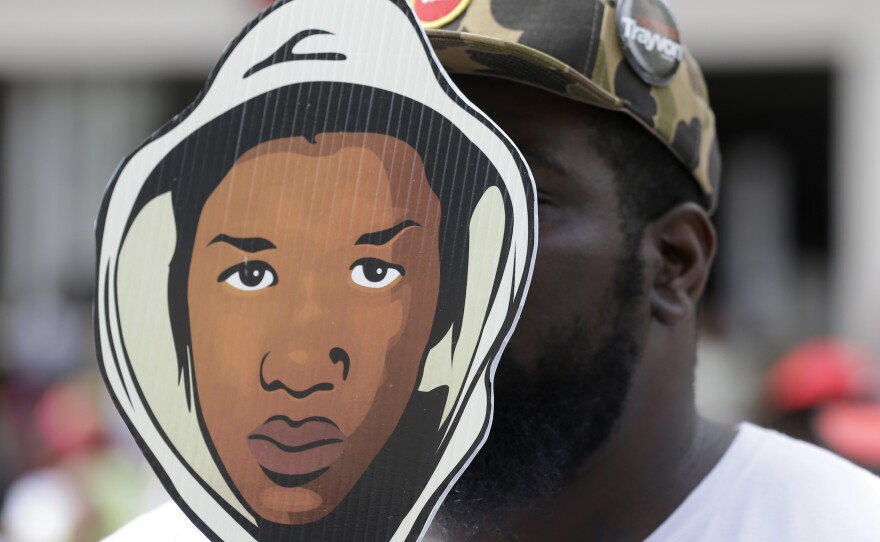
{"left": 410, "top": 0, "right": 471, "bottom": 29}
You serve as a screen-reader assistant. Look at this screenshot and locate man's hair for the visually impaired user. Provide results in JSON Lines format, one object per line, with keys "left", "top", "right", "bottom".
{"left": 582, "top": 108, "right": 710, "bottom": 242}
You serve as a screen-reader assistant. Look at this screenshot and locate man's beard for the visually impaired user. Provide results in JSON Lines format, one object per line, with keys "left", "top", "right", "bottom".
{"left": 435, "top": 244, "right": 646, "bottom": 535}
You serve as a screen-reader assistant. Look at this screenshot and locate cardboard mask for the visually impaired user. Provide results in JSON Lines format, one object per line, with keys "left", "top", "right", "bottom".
{"left": 94, "top": 0, "right": 536, "bottom": 539}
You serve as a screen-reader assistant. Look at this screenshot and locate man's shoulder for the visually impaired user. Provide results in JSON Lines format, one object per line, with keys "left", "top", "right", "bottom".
{"left": 649, "top": 423, "right": 880, "bottom": 542}
{"left": 739, "top": 422, "right": 880, "bottom": 497}
{"left": 103, "top": 501, "right": 209, "bottom": 542}
{"left": 733, "top": 423, "right": 880, "bottom": 536}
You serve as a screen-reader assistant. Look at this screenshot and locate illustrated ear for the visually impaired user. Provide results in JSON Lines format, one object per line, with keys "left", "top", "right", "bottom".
{"left": 643, "top": 202, "right": 716, "bottom": 326}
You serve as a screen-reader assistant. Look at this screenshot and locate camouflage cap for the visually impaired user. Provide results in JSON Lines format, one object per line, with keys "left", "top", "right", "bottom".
{"left": 419, "top": 0, "right": 721, "bottom": 211}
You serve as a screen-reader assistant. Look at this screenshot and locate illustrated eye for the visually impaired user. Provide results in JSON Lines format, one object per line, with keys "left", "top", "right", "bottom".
{"left": 350, "top": 258, "right": 404, "bottom": 289}
{"left": 217, "top": 261, "right": 278, "bottom": 291}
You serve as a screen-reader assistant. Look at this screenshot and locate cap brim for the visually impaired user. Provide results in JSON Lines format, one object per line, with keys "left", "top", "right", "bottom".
{"left": 427, "top": 29, "right": 623, "bottom": 111}
{"left": 427, "top": 29, "right": 721, "bottom": 213}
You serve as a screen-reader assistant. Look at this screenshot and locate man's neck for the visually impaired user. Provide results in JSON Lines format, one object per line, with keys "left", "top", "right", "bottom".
{"left": 498, "top": 325, "right": 739, "bottom": 541}
{"left": 431, "top": 326, "right": 737, "bottom": 541}
{"left": 492, "top": 403, "right": 736, "bottom": 542}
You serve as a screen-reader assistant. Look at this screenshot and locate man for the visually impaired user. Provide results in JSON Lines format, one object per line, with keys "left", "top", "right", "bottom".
{"left": 105, "top": 0, "right": 880, "bottom": 540}
{"left": 418, "top": 0, "right": 880, "bottom": 540}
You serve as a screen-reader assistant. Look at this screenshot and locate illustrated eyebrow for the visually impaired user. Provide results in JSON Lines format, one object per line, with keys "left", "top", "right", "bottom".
{"left": 209, "top": 234, "right": 276, "bottom": 253}
{"left": 355, "top": 220, "right": 421, "bottom": 246}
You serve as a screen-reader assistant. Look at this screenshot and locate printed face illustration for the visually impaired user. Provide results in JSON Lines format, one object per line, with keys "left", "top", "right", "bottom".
{"left": 186, "top": 132, "right": 442, "bottom": 524}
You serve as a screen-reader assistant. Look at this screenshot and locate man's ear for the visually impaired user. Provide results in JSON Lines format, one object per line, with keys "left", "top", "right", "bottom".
{"left": 643, "top": 202, "right": 716, "bottom": 326}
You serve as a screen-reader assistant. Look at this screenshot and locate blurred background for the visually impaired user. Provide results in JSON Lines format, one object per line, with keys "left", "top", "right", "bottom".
{"left": 1, "top": 0, "right": 879, "bottom": 540}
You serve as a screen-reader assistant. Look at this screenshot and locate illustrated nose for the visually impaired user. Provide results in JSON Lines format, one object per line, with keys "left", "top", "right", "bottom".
{"left": 259, "top": 347, "right": 350, "bottom": 398}
{"left": 287, "top": 276, "right": 329, "bottom": 327}
{"left": 329, "top": 347, "right": 350, "bottom": 380}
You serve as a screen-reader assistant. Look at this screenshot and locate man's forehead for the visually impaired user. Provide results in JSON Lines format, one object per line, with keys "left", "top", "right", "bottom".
{"left": 452, "top": 76, "right": 601, "bottom": 150}
{"left": 452, "top": 75, "right": 620, "bottom": 190}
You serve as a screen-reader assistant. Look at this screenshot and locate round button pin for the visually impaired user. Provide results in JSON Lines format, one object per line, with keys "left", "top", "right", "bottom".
{"left": 411, "top": 0, "right": 472, "bottom": 29}
{"left": 616, "top": 0, "right": 683, "bottom": 87}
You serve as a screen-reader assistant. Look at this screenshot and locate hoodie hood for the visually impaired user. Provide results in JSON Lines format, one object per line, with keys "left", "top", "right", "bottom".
{"left": 95, "top": 0, "right": 535, "bottom": 539}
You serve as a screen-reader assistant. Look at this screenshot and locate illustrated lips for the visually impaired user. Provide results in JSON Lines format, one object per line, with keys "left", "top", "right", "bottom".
{"left": 248, "top": 417, "right": 347, "bottom": 481}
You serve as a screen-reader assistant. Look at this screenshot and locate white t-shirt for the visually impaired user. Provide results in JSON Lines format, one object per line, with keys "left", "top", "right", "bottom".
{"left": 645, "top": 422, "right": 880, "bottom": 541}
{"left": 106, "top": 423, "right": 880, "bottom": 541}
{"left": 104, "top": 501, "right": 207, "bottom": 542}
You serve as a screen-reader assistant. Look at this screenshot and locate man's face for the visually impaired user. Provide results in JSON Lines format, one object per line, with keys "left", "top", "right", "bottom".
{"left": 441, "top": 77, "right": 649, "bottom": 527}
{"left": 187, "top": 133, "right": 442, "bottom": 525}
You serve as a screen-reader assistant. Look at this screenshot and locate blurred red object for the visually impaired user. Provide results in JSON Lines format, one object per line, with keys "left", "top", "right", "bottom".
{"left": 35, "top": 383, "right": 102, "bottom": 458}
{"left": 766, "top": 339, "right": 875, "bottom": 412}
{"left": 815, "top": 403, "right": 880, "bottom": 468}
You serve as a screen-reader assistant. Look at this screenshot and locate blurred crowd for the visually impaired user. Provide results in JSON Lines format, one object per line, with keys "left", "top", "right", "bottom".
{"left": 0, "top": 294, "right": 169, "bottom": 541}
